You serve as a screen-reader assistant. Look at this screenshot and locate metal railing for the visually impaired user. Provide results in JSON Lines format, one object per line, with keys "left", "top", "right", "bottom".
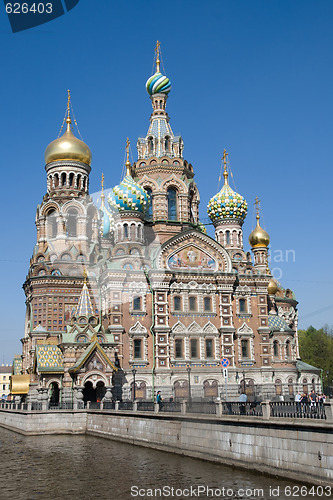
{"left": 222, "top": 401, "right": 263, "bottom": 416}
{"left": 0, "top": 400, "right": 330, "bottom": 421}
{"left": 186, "top": 401, "right": 217, "bottom": 415}
{"left": 270, "top": 401, "right": 326, "bottom": 419}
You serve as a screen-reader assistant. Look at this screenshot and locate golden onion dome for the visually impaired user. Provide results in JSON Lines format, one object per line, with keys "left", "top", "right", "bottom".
{"left": 249, "top": 214, "right": 270, "bottom": 248}
{"left": 268, "top": 278, "right": 278, "bottom": 295}
{"left": 44, "top": 116, "right": 91, "bottom": 166}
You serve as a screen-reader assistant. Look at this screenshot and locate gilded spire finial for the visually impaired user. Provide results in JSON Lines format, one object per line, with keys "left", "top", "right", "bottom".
{"left": 66, "top": 89, "right": 71, "bottom": 125}
{"left": 83, "top": 268, "right": 88, "bottom": 284}
{"left": 155, "top": 40, "right": 161, "bottom": 73}
{"left": 101, "top": 173, "right": 105, "bottom": 206}
{"left": 125, "top": 137, "right": 131, "bottom": 175}
{"left": 222, "top": 149, "right": 229, "bottom": 185}
{"left": 254, "top": 196, "right": 261, "bottom": 224}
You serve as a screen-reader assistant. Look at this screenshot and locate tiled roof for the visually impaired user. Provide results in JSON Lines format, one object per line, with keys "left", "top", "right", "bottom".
{"left": 35, "top": 345, "right": 64, "bottom": 373}
{"left": 268, "top": 314, "right": 293, "bottom": 332}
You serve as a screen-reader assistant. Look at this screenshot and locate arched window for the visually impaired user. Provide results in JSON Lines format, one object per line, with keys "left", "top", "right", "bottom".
{"left": 273, "top": 340, "right": 279, "bottom": 357}
{"left": 286, "top": 340, "right": 290, "bottom": 357}
{"left": 69, "top": 172, "right": 74, "bottom": 187}
{"left": 148, "top": 137, "right": 154, "bottom": 154}
{"left": 189, "top": 296, "right": 197, "bottom": 312}
{"left": 165, "top": 136, "right": 170, "bottom": 152}
{"left": 226, "top": 230, "right": 230, "bottom": 245}
{"left": 173, "top": 296, "right": 181, "bottom": 311}
{"left": 145, "top": 188, "right": 153, "bottom": 220}
{"left": 239, "top": 298, "right": 247, "bottom": 313}
{"left": 288, "top": 377, "right": 294, "bottom": 395}
{"left": 167, "top": 187, "right": 177, "bottom": 220}
{"left": 203, "top": 296, "right": 212, "bottom": 311}
{"left": 190, "top": 339, "right": 198, "bottom": 358}
{"left": 124, "top": 223, "right": 128, "bottom": 239}
{"left": 47, "top": 209, "right": 57, "bottom": 238}
{"left": 275, "top": 379, "right": 282, "bottom": 396}
{"left": 67, "top": 208, "right": 78, "bottom": 237}
{"left": 241, "top": 339, "right": 249, "bottom": 358}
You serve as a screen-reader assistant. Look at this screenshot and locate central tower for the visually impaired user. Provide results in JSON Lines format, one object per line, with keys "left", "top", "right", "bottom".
{"left": 133, "top": 42, "right": 200, "bottom": 243}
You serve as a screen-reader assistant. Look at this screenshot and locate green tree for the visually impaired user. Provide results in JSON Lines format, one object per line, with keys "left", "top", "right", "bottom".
{"left": 298, "top": 325, "right": 333, "bottom": 391}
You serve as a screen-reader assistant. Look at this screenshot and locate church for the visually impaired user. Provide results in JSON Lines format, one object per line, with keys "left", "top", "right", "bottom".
{"left": 10, "top": 45, "right": 321, "bottom": 405}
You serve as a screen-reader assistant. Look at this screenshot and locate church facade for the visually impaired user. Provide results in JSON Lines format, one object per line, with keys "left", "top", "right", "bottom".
{"left": 10, "top": 48, "right": 321, "bottom": 405}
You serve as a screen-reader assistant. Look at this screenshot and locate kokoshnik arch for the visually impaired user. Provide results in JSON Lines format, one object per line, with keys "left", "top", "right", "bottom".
{"left": 10, "top": 44, "right": 320, "bottom": 405}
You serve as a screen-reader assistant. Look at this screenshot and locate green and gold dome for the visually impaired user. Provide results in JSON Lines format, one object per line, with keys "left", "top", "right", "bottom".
{"left": 207, "top": 155, "right": 247, "bottom": 223}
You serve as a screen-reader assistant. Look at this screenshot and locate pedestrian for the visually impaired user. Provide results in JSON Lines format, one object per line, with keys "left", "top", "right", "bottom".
{"left": 156, "top": 391, "right": 163, "bottom": 410}
{"left": 295, "top": 392, "right": 302, "bottom": 413}
{"left": 309, "top": 389, "right": 317, "bottom": 413}
{"left": 239, "top": 392, "right": 247, "bottom": 415}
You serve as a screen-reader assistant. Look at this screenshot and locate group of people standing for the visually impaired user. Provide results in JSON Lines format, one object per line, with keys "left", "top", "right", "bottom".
{"left": 295, "top": 390, "right": 326, "bottom": 412}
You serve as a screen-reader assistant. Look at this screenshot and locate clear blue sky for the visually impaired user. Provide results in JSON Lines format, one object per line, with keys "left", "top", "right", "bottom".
{"left": 1, "top": 0, "right": 333, "bottom": 363}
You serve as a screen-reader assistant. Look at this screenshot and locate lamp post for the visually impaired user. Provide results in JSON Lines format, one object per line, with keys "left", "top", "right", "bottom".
{"left": 132, "top": 368, "right": 137, "bottom": 401}
{"left": 186, "top": 364, "right": 192, "bottom": 403}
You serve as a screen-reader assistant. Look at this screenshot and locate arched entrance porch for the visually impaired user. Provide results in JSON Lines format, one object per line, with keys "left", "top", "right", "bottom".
{"left": 83, "top": 380, "right": 106, "bottom": 404}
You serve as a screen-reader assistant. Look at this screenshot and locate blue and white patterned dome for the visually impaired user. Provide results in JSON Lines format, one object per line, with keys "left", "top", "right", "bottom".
{"left": 108, "top": 174, "right": 149, "bottom": 213}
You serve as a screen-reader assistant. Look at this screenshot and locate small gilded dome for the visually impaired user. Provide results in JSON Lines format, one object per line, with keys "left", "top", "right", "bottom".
{"left": 146, "top": 72, "right": 171, "bottom": 96}
{"left": 249, "top": 215, "right": 270, "bottom": 248}
{"left": 268, "top": 278, "right": 278, "bottom": 295}
{"left": 108, "top": 168, "right": 149, "bottom": 214}
{"left": 207, "top": 165, "right": 247, "bottom": 223}
{"left": 45, "top": 117, "right": 91, "bottom": 166}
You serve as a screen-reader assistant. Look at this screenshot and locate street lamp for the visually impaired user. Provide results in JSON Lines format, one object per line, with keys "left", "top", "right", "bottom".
{"left": 242, "top": 370, "right": 246, "bottom": 394}
{"left": 186, "top": 364, "right": 192, "bottom": 403}
{"left": 132, "top": 368, "right": 137, "bottom": 401}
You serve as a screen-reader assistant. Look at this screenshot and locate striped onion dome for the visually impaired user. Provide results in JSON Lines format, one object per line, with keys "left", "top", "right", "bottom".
{"left": 146, "top": 72, "right": 171, "bottom": 95}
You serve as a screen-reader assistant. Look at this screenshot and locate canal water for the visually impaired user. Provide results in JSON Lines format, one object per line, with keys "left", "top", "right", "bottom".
{"left": 0, "top": 427, "right": 330, "bottom": 500}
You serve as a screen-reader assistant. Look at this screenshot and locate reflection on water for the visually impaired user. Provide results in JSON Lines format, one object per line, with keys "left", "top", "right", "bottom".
{"left": 0, "top": 427, "right": 328, "bottom": 500}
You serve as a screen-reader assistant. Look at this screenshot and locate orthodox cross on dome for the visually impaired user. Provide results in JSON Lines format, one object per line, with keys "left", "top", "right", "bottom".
{"left": 222, "top": 149, "right": 229, "bottom": 185}
{"left": 254, "top": 196, "right": 261, "bottom": 220}
{"left": 125, "top": 137, "right": 131, "bottom": 175}
{"left": 155, "top": 40, "right": 161, "bottom": 72}
{"left": 67, "top": 89, "right": 71, "bottom": 120}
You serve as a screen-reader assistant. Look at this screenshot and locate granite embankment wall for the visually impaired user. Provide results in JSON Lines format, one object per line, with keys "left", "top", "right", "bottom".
{"left": 0, "top": 408, "right": 332, "bottom": 486}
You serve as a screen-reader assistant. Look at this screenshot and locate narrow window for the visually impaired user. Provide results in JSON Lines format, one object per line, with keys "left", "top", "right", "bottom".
{"left": 133, "top": 297, "right": 141, "bottom": 311}
{"left": 145, "top": 188, "right": 153, "bottom": 220}
{"left": 67, "top": 208, "right": 77, "bottom": 237}
{"left": 273, "top": 341, "right": 279, "bottom": 357}
{"left": 204, "top": 297, "right": 212, "bottom": 312}
{"left": 124, "top": 223, "right": 128, "bottom": 239}
{"left": 241, "top": 339, "right": 249, "bottom": 358}
{"left": 134, "top": 339, "right": 142, "bottom": 359}
{"left": 190, "top": 339, "right": 198, "bottom": 358}
{"left": 226, "top": 230, "right": 230, "bottom": 245}
{"left": 189, "top": 296, "right": 197, "bottom": 312}
{"left": 239, "top": 298, "right": 247, "bottom": 313}
{"left": 47, "top": 210, "right": 57, "bottom": 238}
{"left": 173, "top": 296, "right": 181, "bottom": 311}
{"left": 205, "top": 339, "right": 213, "bottom": 358}
{"left": 167, "top": 188, "right": 177, "bottom": 220}
{"left": 165, "top": 136, "right": 170, "bottom": 152}
{"left": 175, "top": 339, "right": 183, "bottom": 359}
{"left": 286, "top": 340, "right": 290, "bottom": 357}
{"left": 148, "top": 137, "right": 154, "bottom": 154}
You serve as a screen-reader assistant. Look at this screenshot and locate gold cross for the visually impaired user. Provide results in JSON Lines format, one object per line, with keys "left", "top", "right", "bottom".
{"left": 101, "top": 172, "right": 104, "bottom": 191}
{"left": 222, "top": 149, "right": 229, "bottom": 184}
{"left": 155, "top": 40, "right": 161, "bottom": 72}
{"left": 254, "top": 196, "right": 261, "bottom": 217}
{"left": 126, "top": 137, "right": 130, "bottom": 163}
{"left": 67, "top": 89, "right": 71, "bottom": 115}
